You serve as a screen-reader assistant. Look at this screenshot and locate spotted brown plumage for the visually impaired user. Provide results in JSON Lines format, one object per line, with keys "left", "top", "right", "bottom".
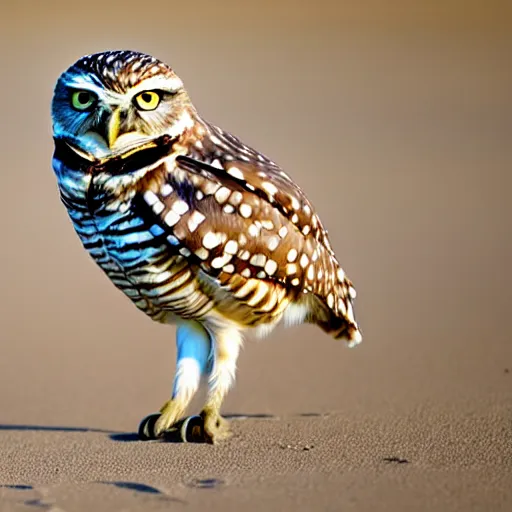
{"left": 51, "top": 50, "right": 362, "bottom": 443}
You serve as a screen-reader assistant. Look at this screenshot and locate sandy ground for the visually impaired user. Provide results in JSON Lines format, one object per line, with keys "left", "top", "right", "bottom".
{"left": 1, "top": 1, "right": 511, "bottom": 511}
{"left": 0, "top": 404, "right": 511, "bottom": 511}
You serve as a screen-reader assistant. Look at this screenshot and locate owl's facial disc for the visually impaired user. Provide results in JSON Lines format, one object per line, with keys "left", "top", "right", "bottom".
{"left": 53, "top": 68, "right": 194, "bottom": 161}
{"left": 74, "top": 88, "right": 170, "bottom": 158}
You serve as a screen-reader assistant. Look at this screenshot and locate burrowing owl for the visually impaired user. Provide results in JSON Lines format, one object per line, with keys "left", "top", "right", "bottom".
{"left": 51, "top": 50, "right": 361, "bottom": 443}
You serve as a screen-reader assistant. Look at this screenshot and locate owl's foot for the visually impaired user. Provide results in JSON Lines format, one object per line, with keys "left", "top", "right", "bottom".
{"left": 153, "top": 399, "right": 186, "bottom": 438}
{"left": 200, "top": 406, "right": 232, "bottom": 444}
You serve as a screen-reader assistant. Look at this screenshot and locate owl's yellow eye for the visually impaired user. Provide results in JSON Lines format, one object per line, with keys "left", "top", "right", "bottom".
{"left": 134, "top": 91, "right": 161, "bottom": 111}
{"left": 71, "top": 90, "right": 96, "bottom": 111}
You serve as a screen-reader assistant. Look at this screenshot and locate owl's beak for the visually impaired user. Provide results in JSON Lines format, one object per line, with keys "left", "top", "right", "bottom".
{"left": 107, "top": 109, "right": 121, "bottom": 149}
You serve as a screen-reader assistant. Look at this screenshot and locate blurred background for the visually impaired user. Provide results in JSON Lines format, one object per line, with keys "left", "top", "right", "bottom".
{"left": 0, "top": 0, "right": 510, "bottom": 431}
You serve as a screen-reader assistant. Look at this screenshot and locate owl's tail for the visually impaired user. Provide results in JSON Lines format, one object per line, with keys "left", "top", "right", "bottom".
{"left": 307, "top": 277, "right": 362, "bottom": 348}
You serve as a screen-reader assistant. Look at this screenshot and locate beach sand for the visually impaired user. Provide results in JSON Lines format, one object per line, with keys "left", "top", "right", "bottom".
{"left": 0, "top": 1, "right": 510, "bottom": 510}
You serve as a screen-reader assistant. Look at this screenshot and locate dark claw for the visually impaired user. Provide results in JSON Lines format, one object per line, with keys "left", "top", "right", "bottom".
{"left": 138, "top": 413, "right": 162, "bottom": 440}
{"left": 138, "top": 413, "right": 206, "bottom": 443}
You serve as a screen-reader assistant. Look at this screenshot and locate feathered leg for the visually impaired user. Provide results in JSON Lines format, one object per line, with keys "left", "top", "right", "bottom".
{"left": 154, "top": 320, "right": 212, "bottom": 436}
{"left": 200, "top": 326, "right": 243, "bottom": 444}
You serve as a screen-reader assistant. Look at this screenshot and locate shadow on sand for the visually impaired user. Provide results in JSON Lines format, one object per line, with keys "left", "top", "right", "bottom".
{"left": 110, "top": 412, "right": 278, "bottom": 443}
{"left": 0, "top": 424, "right": 119, "bottom": 434}
{"left": 98, "top": 482, "right": 186, "bottom": 503}
{"left": 0, "top": 412, "right": 323, "bottom": 443}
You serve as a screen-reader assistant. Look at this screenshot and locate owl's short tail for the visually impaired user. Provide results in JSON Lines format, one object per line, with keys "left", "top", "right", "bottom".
{"left": 319, "top": 312, "right": 362, "bottom": 346}
{"left": 307, "top": 277, "right": 362, "bottom": 348}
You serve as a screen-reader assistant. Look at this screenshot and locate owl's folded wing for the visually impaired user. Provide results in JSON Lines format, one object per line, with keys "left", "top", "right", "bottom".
{"left": 136, "top": 155, "right": 355, "bottom": 322}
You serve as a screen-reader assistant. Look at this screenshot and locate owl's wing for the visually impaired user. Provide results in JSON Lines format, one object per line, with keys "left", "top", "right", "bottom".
{"left": 137, "top": 153, "right": 356, "bottom": 328}
{"left": 194, "top": 124, "right": 333, "bottom": 250}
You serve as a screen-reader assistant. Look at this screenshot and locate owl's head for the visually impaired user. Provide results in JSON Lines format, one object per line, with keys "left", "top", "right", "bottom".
{"left": 51, "top": 50, "right": 195, "bottom": 160}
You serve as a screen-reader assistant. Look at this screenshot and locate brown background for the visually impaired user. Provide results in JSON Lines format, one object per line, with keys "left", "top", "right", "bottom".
{"left": 0, "top": 1, "right": 510, "bottom": 511}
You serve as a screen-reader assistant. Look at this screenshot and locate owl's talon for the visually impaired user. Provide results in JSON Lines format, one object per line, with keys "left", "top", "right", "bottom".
{"left": 138, "top": 412, "right": 162, "bottom": 440}
{"left": 152, "top": 399, "right": 186, "bottom": 438}
{"left": 200, "top": 408, "right": 232, "bottom": 444}
{"left": 139, "top": 412, "right": 207, "bottom": 442}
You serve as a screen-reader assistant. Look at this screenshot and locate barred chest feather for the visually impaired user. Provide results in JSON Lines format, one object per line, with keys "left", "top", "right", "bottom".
{"left": 52, "top": 153, "right": 214, "bottom": 323}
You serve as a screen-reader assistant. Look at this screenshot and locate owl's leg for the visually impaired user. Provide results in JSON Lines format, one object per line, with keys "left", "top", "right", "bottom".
{"left": 154, "top": 321, "right": 212, "bottom": 437}
{"left": 200, "top": 327, "right": 243, "bottom": 444}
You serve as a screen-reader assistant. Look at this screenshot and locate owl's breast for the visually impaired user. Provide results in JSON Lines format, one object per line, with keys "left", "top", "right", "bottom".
{"left": 53, "top": 158, "right": 213, "bottom": 321}
{"left": 91, "top": 203, "right": 214, "bottom": 321}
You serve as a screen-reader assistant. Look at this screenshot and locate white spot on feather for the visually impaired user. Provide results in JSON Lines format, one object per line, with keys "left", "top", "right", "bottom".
{"left": 143, "top": 190, "right": 159, "bottom": 206}
{"left": 239, "top": 204, "right": 252, "bottom": 218}
{"left": 265, "top": 259, "right": 278, "bottom": 275}
{"left": 228, "top": 167, "right": 244, "bottom": 180}
{"left": 203, "top": 232, "right": 222, "bottom": 249}
{"left": 161, "top": 184, "right": 173, "bottom": 197}
{"left": 188, "top": 211, "right": 205, "bottom": 232}
{"left": 250, "top": 254, "right": 266, "bottom": 267}
{"left": 164, "top": 210, "right": 180, "bottom": 226}
{"left": 239, "top": 250, "right": 250, "bottom": 260}
{"left": 262, "top": 181, "right": 278, "bottom": 196}
{"left": 215, "top": 187, "right": 231, "bottom": 204}
{"left": 230, "top": 191, "right": 243, "bottom": 205}
{"left": 291, "top": 196, "right": 301, "bottom": 210}
{"left": 225, "top": 240, "right": 238, "bottom": 254}
{"left": 267, "top": 236, "right": 279, "bottom": 251}
{"left": 172, "top": 200, "right": 189, "bottom": 215}
{"left": 195, "top": 247, "right": 209, "bottom": 260}
{"left": 212, "top": 254, "right": 232, "bottom": 268}
{"left": 286, "top": 263, "right": 297, "bottom": 275}
{"left": 248, "top": 224, "right": 259, "bottom": 237}
{"left": 287, "top": 249, "right": 298, "bottom": 262}
{"left": 152, "top": 202, "right": 165, "bottom": 215}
